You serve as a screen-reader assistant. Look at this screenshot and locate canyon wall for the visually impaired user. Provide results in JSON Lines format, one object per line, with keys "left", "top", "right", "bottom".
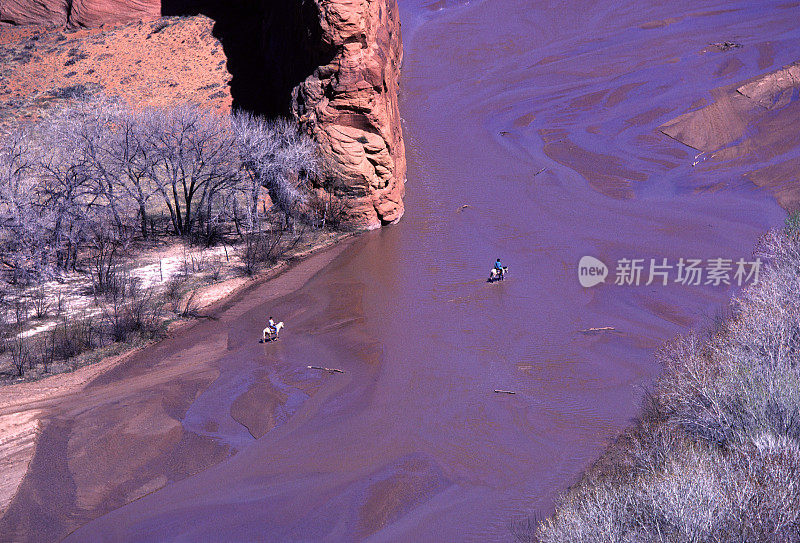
{"left": 0, "top": 0, "right": 159, "bottom": 27}
{"left": 0, "top": 0, "right": 406, "bottom": 229}
{"left": 291, "top": 0, "right": 406, "bottom": 228}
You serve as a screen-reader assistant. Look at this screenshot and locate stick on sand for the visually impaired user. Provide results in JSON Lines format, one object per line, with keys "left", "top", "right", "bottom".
{"left": 494, "top": 389, "right": 516, "bottom": 395}
{"left": 307, "top": 365, "right": 345, "bottom": 374}
{"left": 579, "top": 326, "right": 616, "bottom": 332}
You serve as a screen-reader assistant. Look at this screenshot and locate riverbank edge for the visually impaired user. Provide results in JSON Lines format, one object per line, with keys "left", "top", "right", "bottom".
{"left": 532, "top": 226, "right": 800, "bottom": 540}
{"left": 0, "top": 229, "right": 360, "bottom": 517}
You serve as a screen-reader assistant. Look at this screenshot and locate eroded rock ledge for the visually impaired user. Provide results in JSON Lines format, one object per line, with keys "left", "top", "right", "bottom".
{"left": 0, "top": 0, "right": 160, "bottom": 28}
{"left": 292, "top": 0, "right": 406, "bottom": 228}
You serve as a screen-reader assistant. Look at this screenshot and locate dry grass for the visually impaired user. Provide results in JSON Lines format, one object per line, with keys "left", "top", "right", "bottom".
{"left": 525, "top": 226, "right": 800, "bottom": 542}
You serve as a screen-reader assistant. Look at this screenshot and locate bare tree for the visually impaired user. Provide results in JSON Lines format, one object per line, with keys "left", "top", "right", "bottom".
{"left": 232, "top": 113, "right": 320, "bottom": 228}
{"left": 30, "top": 284, "right": 49, "bottom": 319}
{"left": 85, "top": 214, "right": 128, "bottom": 295}
{"left": 82, "top": 100, "right": 156, "bottom": 240}
{"left": 142, "top": 105, "right": 238, "bottom": 241}
{"left": 0, "top": 128, "right": 51, "bottom": 283}
{"left": 3, "top": 300, "right": 29, "bottom": 376}
{"left": 34, "top": 106, "right": 98, "bottom": 272}
{"left": 37, "top": 330, "right": 56, "bottom": 374}
{"left": 231, "top": 112, "right": 277, "bottom": 231}
{"left": 239, "top": 216, "right": 286, "bottom": 276}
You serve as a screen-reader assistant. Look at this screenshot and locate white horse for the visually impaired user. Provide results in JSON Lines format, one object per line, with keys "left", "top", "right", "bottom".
{"left": 262, "top": 321, "right": 284, "bottom": 342}
{"left": 488, "top": 266, "right": 508, "bottom": 282}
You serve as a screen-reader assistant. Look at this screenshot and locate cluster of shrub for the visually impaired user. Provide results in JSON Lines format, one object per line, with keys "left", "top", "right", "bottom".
{"left": 0, "top": 98, "right": 343, "bottom": 379}
{"left": 522, "top": 224, "right": 800, "bottom": 541}
{"left": 2, "top": 275, "right": 163, "bottom": 379}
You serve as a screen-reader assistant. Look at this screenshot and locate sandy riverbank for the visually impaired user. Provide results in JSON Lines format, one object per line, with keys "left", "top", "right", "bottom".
{"left": 0, "top": 232, "right": 355, "bottom": 525}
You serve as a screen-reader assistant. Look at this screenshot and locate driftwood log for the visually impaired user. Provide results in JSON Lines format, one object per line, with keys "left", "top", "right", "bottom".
{"left": 307, "top": 365, "right": 345, "bottom": 374}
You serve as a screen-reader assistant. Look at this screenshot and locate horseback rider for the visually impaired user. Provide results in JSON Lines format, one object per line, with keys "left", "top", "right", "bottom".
{"left": 268, "top": 316, "right": 276, "bottom": 335}
{"left": 494, "top": 258, "right": 505, "bottom": 276}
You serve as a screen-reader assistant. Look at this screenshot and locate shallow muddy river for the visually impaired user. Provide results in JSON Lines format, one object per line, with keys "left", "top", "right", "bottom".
{"left": 5, "top": 1, "right": 800, "bottom": 541}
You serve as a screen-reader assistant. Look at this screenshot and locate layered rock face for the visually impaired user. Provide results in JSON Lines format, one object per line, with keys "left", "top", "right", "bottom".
{"left": 0, "top": 0, "right": 159, "bottom": 27}
{"left": 68, "top": 0, "right": 159, "bottom": 27}
{"left": 291, "top": 0, "right": 406, "bottom": 228}
{"left": 0, "top": 0, "right": 69, "bottom": 26}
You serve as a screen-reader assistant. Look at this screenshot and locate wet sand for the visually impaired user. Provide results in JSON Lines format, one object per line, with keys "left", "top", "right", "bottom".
{"left": 5, "top": 0, "right": 800, "bottom": 540}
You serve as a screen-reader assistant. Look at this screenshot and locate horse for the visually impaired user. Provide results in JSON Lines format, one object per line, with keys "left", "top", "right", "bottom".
{"left": 488, "top": 266, "right": 508, "bottom": 282}
{"left": 261, "top": 321, "right": 284, "bottom": 342}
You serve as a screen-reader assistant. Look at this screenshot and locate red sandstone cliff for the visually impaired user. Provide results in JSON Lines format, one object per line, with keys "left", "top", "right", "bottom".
{"left": 292, "top": 0, "right": 406, "bottom": 228}
{"left": 0, "top": 0, "right": 159, "bottom": 27}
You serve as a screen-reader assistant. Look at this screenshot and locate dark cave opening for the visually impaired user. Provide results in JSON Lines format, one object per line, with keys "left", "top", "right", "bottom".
{"left": 161, "top": 0, "right": 333, "bottom": 117}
